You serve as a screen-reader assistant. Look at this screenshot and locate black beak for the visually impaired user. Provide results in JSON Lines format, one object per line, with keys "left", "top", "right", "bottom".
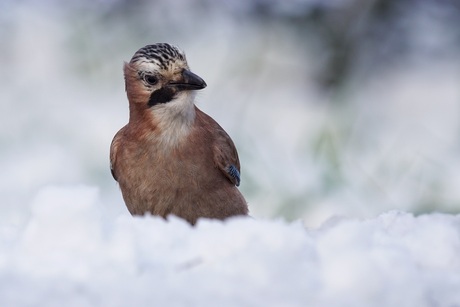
{"left": 168, "top": 69, "right": 207, "bottom": 91}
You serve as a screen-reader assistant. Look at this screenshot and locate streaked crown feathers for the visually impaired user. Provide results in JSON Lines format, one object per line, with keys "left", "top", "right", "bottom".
{"left": 130, "top": 43, "right": 187, "bottom": 70}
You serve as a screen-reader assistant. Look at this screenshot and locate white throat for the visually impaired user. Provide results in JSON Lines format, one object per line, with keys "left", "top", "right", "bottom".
{"left": 150, "top": 92, "right": 196, "bottom": 148}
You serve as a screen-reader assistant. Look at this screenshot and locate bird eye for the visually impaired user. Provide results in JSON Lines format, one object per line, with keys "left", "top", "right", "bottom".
{"left": 144, "top": 74, "right": 158, "bottom": 85}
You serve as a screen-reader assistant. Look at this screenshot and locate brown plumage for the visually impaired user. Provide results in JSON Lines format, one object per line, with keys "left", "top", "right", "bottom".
{"left": 110, "top": 43, "right": 248, "bottom": 225}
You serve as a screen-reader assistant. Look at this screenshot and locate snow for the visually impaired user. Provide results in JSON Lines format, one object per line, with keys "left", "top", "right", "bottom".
{"left": 1, "top": 185, "right": 459, "bottom": 307}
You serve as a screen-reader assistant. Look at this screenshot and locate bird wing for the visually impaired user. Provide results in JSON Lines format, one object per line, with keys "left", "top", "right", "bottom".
{"left": 211, "top": 122, "right": 242, "bottom": 187}
{"left": 110, "top": 127, "right": 126, "bottom": 182}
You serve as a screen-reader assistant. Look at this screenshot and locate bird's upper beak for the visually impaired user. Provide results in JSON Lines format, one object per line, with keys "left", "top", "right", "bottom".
{"left": 168, "top": 69, "right": 207, "bottom": 91}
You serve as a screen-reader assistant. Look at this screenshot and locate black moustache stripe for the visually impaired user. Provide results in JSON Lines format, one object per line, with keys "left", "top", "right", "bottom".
{"left": 148, "top": 87, "right": 176, "bottom": 107}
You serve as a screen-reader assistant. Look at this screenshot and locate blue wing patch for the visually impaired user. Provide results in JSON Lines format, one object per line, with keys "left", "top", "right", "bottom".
{"left": 227, "top": 165, "right": 241, "bottom": 186}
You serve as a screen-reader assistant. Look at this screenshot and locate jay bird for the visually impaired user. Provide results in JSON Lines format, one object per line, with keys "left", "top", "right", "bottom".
{"left": 110, "top": 43, "right": 248, "bottom": 225}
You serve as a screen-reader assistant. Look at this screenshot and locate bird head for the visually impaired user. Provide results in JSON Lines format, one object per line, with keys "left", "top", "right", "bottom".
{"left": 124, "top": 43, "right": 207, "bottom": 113}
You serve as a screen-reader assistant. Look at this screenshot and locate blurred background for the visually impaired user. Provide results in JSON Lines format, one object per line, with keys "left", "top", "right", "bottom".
{"left": 1, "top": 0, "right": 460, "bottom": 227}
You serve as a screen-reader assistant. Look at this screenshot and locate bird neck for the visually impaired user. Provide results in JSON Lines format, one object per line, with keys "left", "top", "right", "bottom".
{"left": 150, "top": 92, "right": 196, "bottom": 126}
{"left": 129, "top": 92, "right": 197, "bottom": 148}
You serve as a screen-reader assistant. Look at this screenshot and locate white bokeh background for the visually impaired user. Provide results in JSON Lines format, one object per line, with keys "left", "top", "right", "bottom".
{"left": 2, "top": 1, "right": 460, "bottom": 225}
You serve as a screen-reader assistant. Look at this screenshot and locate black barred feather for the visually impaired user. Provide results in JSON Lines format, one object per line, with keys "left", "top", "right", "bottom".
{"left": 130, "top": 43, "right": 186, "bottom": 69}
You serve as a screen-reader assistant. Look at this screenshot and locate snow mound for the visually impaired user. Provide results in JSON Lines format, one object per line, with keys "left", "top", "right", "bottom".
{"left": 1, "top": 186, "right": 460, "bottom": 307}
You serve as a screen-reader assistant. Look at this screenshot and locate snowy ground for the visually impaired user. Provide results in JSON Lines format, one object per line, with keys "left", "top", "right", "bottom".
{"left": 1, "top": 185, "right": 459, "bottom": 307}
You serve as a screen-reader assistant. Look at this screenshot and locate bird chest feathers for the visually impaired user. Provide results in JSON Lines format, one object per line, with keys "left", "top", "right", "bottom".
{"left": 147, "top": 93, "right": 196, "bottom": 150}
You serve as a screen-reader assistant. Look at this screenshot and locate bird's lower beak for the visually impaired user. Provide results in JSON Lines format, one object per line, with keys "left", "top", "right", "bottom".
{"left": 168, "top": 69, "right": 207, "bottom": 91}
